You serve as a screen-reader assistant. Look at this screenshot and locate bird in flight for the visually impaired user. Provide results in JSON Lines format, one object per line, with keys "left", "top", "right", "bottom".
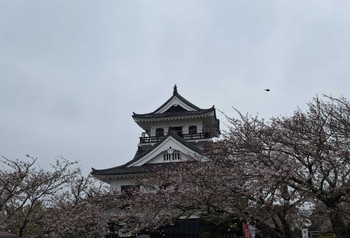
{"left": 264, "top": 89, "right": 270, "bottom": 92}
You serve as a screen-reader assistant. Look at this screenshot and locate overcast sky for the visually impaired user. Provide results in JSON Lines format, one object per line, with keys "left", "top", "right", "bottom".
{"left": 1, "top": 1, "right": 350, "bottom": 174}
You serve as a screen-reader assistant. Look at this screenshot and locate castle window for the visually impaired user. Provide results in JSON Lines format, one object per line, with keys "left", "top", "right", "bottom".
{"left": 163, "top": 152, "right": 181, "bottom": 161}
{"left": 170, "top": 126, "right": 183, "bottom": 137}
{"left": 189, "top": 125, "right": 197, "bottom": 134}
{"left": 156, "top": 128, "right": 164, "bottom": 137}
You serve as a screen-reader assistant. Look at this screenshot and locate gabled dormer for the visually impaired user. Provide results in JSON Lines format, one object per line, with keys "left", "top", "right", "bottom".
{"left": 152, "top": 85, "right": 201, "bottom": 113}
{"left": 132, "top": 85, "right": 220, "bottom": 146}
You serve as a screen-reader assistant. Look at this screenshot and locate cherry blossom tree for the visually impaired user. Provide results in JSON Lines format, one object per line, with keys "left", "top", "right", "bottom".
{"left": 0, "top": 155, "right": 78, "bottom": 236}
{"left": 215, "top": 95, "right": 350, "bottom": 237}
{"left": 39, "top": 172, "right": 116, "bottom": 238}
{"left": 122, "top": 95, "right": 350, "bottom": 238}
{"left": 0, "top": 155, "right": 116, "bottom": 238}
{"left": 269, "top": 96, "right": 350, "bottom": 237}
{"left": 124, "top": 148, "right": 304, "bottom": 238}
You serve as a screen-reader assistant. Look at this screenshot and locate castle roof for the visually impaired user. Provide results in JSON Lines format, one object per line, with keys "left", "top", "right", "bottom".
{"left": 132, "top": 85, "right": 216, "bottom": 121}
{"left": 91, "top": 133, "right": 206, "bottom": 180}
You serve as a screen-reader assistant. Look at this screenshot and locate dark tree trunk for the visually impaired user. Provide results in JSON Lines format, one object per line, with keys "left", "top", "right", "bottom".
{"left": 277, "top": 210, "right": 293, "bottom": 238}
{"left": 256, "top": 222, "right": 285, "bottom": 238}
{"left": 329, "top": 209, "right": 350, "bottom": 238}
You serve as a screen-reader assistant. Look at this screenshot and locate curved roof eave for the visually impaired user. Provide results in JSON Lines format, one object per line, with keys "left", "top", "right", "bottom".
{"left": 132, "top": 87, "right": 214, "bottom": 117}
{"left": 91, "top": 161, "right": 193, "bottom": 177}
{"left": 133, "top": 106, "right": 216, "bottom": 119}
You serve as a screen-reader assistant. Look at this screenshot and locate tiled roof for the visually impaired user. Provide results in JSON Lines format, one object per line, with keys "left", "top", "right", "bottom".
{"left": 91, "top": 133, "right": 205, "bottom": 176}
{"left": 127, "top": 133, "right": 202, "bottom": 165}
{"left": 91, "top": 163, "right": 177, "bottom": 176}
{"left": 132, "top": 87, "right": 215, "bottom": 118}
{"left": 132, "top": 107, "right": 215, "bottom": 119}
{"left": 153, "top": 88, "right": 203, "bottom": 112}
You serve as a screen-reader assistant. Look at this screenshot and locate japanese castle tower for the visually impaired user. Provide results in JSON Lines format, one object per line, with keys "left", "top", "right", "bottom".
{"left": 91, "top": 86, "right": 220, "bottom": 191}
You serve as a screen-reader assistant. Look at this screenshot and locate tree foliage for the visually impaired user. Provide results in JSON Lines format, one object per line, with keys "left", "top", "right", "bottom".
{"left": 0, "top": 155, "right": 117, "bottom": 238}
{"left": 2, "top": 95, "right": 350, "bottom": 238}
{"left": 123, "top": 96, "right": 350, "bottom": 238}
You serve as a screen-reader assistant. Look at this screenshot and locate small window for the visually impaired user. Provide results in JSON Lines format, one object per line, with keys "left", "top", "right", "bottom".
{"left": 156, "top": 128, "right": 164, "bottom": 137}
{"left": 163, "top": 152, "right": 181, "bottom": 161}
{"left": 189, "top": 125, "right": 197, "bottom": 134}
{"left": 170, "top": 126, "right": 183, "bottom": 137}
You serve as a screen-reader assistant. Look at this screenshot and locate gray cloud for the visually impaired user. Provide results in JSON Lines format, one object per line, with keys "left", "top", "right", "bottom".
{"left": 1, "top": 0, "right": 350, "bottom": 174}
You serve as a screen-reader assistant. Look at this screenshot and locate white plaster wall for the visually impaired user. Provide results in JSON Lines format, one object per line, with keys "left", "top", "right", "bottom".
{"left": 109, "top": 178, "right": 136, "bottom": 191}
{"left": 150, "top": 118, "right": 203, "bottom": 136}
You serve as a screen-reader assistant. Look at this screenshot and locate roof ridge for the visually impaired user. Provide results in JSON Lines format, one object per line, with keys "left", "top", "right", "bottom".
{"left": 132, "top": 86, "right": 208, "bottom": 117}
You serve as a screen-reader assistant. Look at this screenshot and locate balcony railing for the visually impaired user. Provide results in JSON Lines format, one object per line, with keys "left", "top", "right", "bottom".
{"left": 139, "top": 132, "right": 210, "bottom": 144}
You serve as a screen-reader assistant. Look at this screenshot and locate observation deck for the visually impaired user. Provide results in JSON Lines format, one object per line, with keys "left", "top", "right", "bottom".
{"left": 139, "top": 132, "right": 210, "bottom": 144}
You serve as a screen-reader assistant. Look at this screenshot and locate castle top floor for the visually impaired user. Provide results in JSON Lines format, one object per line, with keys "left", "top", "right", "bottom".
{"left": 132, "top": 85, "right": 220, "bottom": 145}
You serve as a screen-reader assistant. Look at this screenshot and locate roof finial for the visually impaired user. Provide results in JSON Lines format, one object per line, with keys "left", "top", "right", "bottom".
{"left": 173, "top": 84, "right": 178, "bottom": 95}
